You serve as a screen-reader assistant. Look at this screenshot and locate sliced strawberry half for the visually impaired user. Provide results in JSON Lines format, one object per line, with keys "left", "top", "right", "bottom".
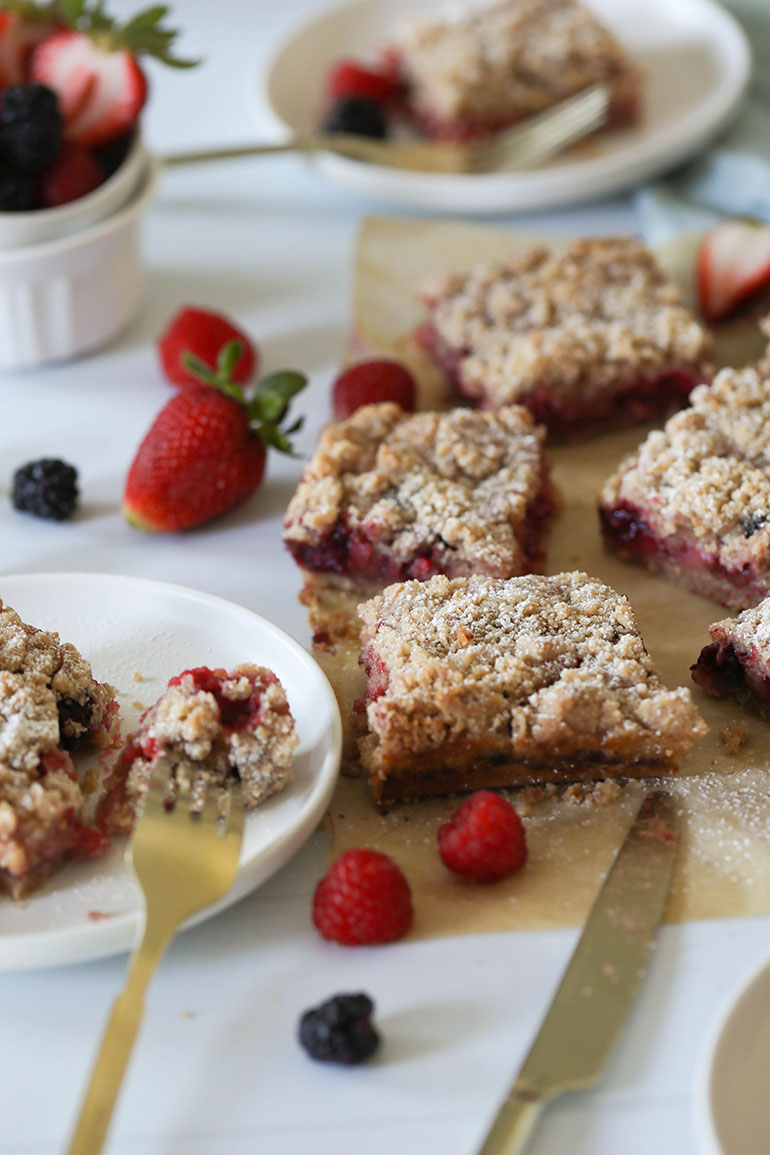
{"left": 697, "top": 220, "right": 770, "bottom": 323}
{"left": 29, "top": 29, "right": 147, "bottom": 147}
{"left": 0, "top": 8, "right": 56, "bottom": 88}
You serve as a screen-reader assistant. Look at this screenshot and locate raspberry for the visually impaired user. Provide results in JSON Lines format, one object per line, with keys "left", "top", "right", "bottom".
{"left": 326, "top": 59, "right": 402, "bottom": 104}
{"left": 39, "top": 142, "right": 103, "bottom": 207}
{"left": 438, "top": 791, "right": 527, "bottom": 882}
{"left": 323, "top": 96, "right": 387, "bottom": 140}
{"left": 157, "top": 306, "right": 257, "bottom": 388}
{"left": 332, "top": 359, "right": 417, "bottom": 420}
{"left": 298, "top": 993, "right": 380, "bottom": 1064}
{"left": 312, "top": 848, "right": 413, "bottom": 945}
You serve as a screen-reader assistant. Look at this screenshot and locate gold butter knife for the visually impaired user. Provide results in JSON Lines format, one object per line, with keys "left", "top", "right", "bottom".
{"left": 477, "top": 788, "right": 679, "bottom": 1155}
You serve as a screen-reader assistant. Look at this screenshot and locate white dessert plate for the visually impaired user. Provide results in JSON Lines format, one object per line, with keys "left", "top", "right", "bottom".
{"left": 264, "top": 0, "right": 751, "bottom": 214}
{"left": 695, "top": 947, "right": 770, "bottom": 1155}
{"left": 0, "top": 573, "right": 341, "bottom": 971}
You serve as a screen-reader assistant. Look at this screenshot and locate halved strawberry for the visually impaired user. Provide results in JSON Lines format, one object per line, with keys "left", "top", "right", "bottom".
{"left": 697, "top": 220, "right": 770, "bottom": 323}
{"left": 0, "top": 6, "right": 56, "bottom": 88}
{"left": 326, "top": 58, "right": 403, "bottom": 104}
{"left": 30, "top": 29, "right": 147, "bottom": 146}
{"left": 28, "top": 2, "right": 196, "bottom": 148}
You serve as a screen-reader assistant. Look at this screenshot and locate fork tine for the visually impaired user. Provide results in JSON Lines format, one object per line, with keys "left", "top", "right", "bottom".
{"left": 468, "top": 84, "right": 610, "bottom": 173}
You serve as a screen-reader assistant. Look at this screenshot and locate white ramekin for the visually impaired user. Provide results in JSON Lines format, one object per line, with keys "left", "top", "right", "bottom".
{"left": 0, "top": 153, "right": 158, "bottom": 370}
{"left": 0, "top": 135, "right": 148, "bottom": 250}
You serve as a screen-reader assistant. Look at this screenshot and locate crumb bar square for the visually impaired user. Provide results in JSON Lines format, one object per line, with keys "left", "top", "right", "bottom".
{"left": 112, "top": 665, "right": 298, "bottom": 827}
{"left": 355, "top": 571, "right": 706, "bottom": 805}
{"left": 283, "top": 403, "right": 554, "bottom": 592}
{"left": 600, "top": 367, "right": 770, "bottom": 610}
{"left": 692, "top": 598, "right": 770, "bottom": 721}
{"left": 0, "top": 598, "right": 119, "bottom": 897}
{"left": 390, "top": 0, "right": 643, "bottom": 140}
{"left": 417, "top": 237, "right": 713, "bottom": 437}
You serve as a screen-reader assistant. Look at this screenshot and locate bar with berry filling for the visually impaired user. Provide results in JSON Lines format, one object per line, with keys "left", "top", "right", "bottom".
{"left": 417, "top": 237, "right": 713, "bottom": 437}
{"left": 389, "top": 0, "right": 643, "bottom": 140}
{"left": 691, "top": 598, "right": 770, "bottom": 722}
{"left": 355, "top": 571, "right": 706, "bottom": 806}
{"left": 108, "top": 665, "right": 298, "bottom": 829}
{"left": 600, "top": 367, "right": 770, "bottom": 610}
{"left": 0, "top": 598, "right": 120, "bottom": 898}
{"left": 283, "top": 403, "right": 554, "bottom": 592}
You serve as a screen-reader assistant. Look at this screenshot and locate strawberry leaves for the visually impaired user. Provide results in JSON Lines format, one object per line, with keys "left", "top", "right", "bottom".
{"left": 183, "top": 341, "right": 307, "bottom": 455}
{"left": 56, "top": 0, "right": 199, "bottom": 67}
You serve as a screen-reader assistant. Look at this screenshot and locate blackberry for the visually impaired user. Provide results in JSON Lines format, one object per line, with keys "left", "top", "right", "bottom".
{"left": 12, "top": 458, "right": 79, "bottom": 521}
{"left": 298, "top": 993, "right": 380, "bottom": 1065}
{"left": 0, "top": 165, "right": 39, "bottom": 211}
{"left": 323, "top": 96, "right": 387, "bottom": 140}
{"left": 0, "top": 84, "right": 63, "bottom": 173}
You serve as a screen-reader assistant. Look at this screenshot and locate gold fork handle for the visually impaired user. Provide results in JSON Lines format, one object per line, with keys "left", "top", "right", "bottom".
{"left": 476, "top": 1089, "right": 546, "bottom": 1155}
{"left": 67, "top": 917, "right": 174, "bottom": 1155}
{"left": 162, "top": 135, "right": 389, "bottom": 167}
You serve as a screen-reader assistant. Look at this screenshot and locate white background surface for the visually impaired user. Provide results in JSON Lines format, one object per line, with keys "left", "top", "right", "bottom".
{"left": 0, "top": 0, "right": 766, "bottom": 1151}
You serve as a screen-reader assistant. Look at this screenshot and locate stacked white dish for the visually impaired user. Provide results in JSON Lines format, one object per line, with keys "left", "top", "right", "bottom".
{"left": 0, "top": 136, "right": 157, "bottom": 369}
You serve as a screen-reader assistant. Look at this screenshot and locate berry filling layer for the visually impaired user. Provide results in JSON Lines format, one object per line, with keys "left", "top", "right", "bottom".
{"left": 286, "top": 475, "right": 554, "bottom": 584}
{"left": 691, "top": 641, "right": 770, "bottom": 719}
{"left": 599, "top": 501, "right": 770, "bottom": 610}
{"left": 417, "top": 321, "right": 705, "bottom": 436}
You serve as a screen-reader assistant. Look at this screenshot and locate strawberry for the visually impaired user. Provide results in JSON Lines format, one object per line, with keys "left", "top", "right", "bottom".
{"left": 29, "top": 2, "right": 197, "bottom": 148}
{"left": 696, "top": 220, "right": 770, "bottom": 323}
{"left": 0, "top": 5, "right": 57, "bottom": 89}
{"left": 326, "top": 58, "right": 403, "bottom": 105}
{"left": 123, "top": 343, "right": 306, "bottom": 532}
{"left": 39, "top": 140, "right": 102, "bottom": 206}
{"left": 158, "top": 306, "right": 257, "bottom": 388}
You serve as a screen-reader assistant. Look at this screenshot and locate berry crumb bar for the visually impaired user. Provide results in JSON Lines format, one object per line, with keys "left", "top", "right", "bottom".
{"left": 283, "top": 402, "right": 554, "bottom": 591}
{"left": 600, "top": 367, "right": 770, "bottom": 610}
{"left": 692, "top": 598, "right": 770, "bottom": 722}
{"left": 418, "top": 237, "right": 712, "bottom": 437}
{"left": 111, "top": 665, "right": 298, "bottom": 828}
{"left": 0, "top": 598, "right": 119, "bottom": 898}
{"left": 390, "top": 0, "right": 643, "bottom": 140}
{"left": 355, "top": 572, "right": 706, "bottom": 806}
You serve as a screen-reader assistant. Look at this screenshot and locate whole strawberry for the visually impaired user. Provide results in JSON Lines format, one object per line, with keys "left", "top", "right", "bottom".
{"left": 30, "top": 1, "right": 197, "bottom": 148}
{"left": 123, "top": 342, "right": 306, "bottom": 532}
{"left": 158, "top": 306, "right": 257, "bottom": 388}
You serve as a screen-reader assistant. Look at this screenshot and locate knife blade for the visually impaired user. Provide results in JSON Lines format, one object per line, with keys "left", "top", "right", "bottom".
{"left": 477, "top": 788, "right": 680, "bottom": 1155}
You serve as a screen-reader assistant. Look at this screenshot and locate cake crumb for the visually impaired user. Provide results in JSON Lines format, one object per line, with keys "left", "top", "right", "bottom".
{"left": 133, "top": 672, "right": 145, "bottom": 683}
{"left": 718, "top": 720, "right": 750, "bottom": 755}
{"left": 132, "top": 700, "right": 145, "bottom": 711}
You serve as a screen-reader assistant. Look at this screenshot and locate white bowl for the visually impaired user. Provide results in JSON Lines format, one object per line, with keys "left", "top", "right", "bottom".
{"left": 0, "top": 153, "right": 158, "bottom": 370}
{"left": 0, "top": 134, "right": 147, "bottom": 250}
{"left": 695, "top": 947, "right": 770, "bottom": 1155}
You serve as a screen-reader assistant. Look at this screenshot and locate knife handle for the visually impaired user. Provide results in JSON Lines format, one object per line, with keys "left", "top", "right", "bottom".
{"left": 477, "top": 1089, "right": 545, "bottom": 1155}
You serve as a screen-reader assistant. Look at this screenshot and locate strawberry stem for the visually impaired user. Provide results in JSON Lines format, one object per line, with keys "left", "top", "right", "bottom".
{"left": 181, "top": 342, "right": 307, "bottom": 456}
{"left": 56, "top": 0, "right": 199, "bottom": 67}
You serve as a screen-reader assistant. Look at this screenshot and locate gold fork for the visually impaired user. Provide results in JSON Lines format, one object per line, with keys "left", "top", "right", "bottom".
{"left": 163, "top": 84, "right": 610, "bottom": 175}
{"left": 67, "top": 756, "right": 245, "bottom": 1155}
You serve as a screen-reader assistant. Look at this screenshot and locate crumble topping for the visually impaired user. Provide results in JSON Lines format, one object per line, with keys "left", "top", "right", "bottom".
{"left": 718, "top": 721, "right": 750, "bottom": 755}
{"left": 283, "top": 402, "right": 549, "bottom": 577}
{"left": 357, "top": 572, "right": 706, "bottom": 773}
{"left": 706, "top": 598, "right": 770, "bottom": 660}
{"left": 600, "top": 367, "right": 770, "bottom": 578}
{"left": 420, "top": 237, "right": 713, "bottom": 407}
{"left": 392, "top": 0, "right": 638, "bottom": 127}
{"left": 124, "top": 665, "right": 298, "bottom": 811}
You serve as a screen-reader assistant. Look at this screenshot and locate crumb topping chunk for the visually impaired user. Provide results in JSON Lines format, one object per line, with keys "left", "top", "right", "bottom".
{"left": 421, "top": 237, "right": 713, "bottom": 407}
{"left": 357, "top": 572, "right": 706, "bottom": 770}
{"left": 392, "top": 0, "right": 637, "bottom": 126}
{"left": 283, "top": 402, "right": 549, "bottom": 577}
{"left": 600, "top": 367, "right": 770, "bottom": 577}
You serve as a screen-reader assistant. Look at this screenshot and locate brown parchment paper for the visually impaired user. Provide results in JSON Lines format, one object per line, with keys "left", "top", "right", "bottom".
{"left": 315, "top": 217, "right": 770, "bottom": 939}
